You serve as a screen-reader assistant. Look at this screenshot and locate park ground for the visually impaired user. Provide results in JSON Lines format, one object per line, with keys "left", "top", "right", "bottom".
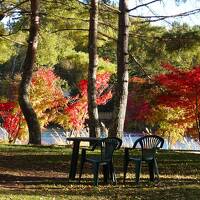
{"left": 0, "top": 144, "right": 200, "bottom": 200}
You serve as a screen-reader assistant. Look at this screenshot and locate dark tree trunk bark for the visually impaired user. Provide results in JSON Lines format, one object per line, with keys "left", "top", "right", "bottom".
{"left": 87, "top": 0, "right": 101, "bottom": 138}
{"left": 109, "top": 0, "right": 129, "bottom": 138}
{"left": 18, "top": 0, "right": 41, "bottom": 144}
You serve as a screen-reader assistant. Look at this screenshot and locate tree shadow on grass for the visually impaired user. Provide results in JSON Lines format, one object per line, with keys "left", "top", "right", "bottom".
{"left": 0, "top": 154, "right": 70, "bottom": 172}
{"left": 1, "top": 148, "right": 200, "bottom": 199}
{"left": 0, "top": 178, "right": 200, "bottom": 200}
{"left": 0, "top": 173, "right": 69, "bottom": 185}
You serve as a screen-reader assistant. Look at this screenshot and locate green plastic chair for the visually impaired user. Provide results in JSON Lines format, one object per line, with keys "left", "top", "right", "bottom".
{"left": 123, "top": 135, "right": 164, "bottom": 184}
{"left": 79, "top": 137, "right": 122, "bottom": 186}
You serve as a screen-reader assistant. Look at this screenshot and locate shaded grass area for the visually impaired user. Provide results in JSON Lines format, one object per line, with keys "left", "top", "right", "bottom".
{"left": 0, "top": 144, "right": 200, "bottom": 199}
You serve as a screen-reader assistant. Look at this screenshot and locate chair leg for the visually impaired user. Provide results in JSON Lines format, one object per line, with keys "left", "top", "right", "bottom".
{"left": 135, "top": 161, "right": 142, "bottom": 184}
{"left": 123, "top": 161, "right": 129, "bottom": 183}
{"left": 103, "top": 165, "right": 109, "bottom": 184}
{"left": 148, "top": 161, "right": 154, "bottom": 182}
{"left": 110, "top": 162, "right": 117, "bottom": 185}
{"left": 123, "top": 149, "right": 129, "bottom": 183}
{"left": 93, "top": 163, "right": 99, "bottom": 186}
{"left": 153, "top": 158, "right": 159, "bottom": 180}
{"left": 79, "top": 149, "right": 86, "bottom": 183}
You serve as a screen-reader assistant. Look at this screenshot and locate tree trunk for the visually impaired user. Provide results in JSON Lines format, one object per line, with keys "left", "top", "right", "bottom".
{"left": 18, "top": 0, "right": 41, "bottom": 144}
{"left": 109, "top": 0, "right": 129, "bottom": 138}
{"left": 195, "top": 95, "right": 200, "bottom": 141}
{"left": 87, "top": 0, "right": 101, "bottom": 138}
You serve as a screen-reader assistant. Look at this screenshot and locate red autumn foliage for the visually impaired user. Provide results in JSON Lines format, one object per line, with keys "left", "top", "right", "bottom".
{"left": 155, "top": 64, "right": 200, "bottom": 112}
{"left": 30, "top": 68, "right": 67, "bottom": 111}
{"left": 0, "top": 102, "right": 23, "bottom": 141}
{"left": 155, "top": 64, "right": 200, "bottom": 137}
{"left": 125, "top": 77, "right": 153, "bottom": 131}
{"left": 0, "top": 71, "right": 112, "bottom": 140}
{"left": 125, "top": 91, "right": 152, "bottom": 125}
{"left": 0, "top": 102, "right": 15, "bottom": 111}
{"left": 31, "top": 68, "right": 58, "bottom": 88}
{"left": 65, "top": 72, "right": 112, "bottom": 131}
{"left": 0, "top": 68, "right": 67, "bottom": 142}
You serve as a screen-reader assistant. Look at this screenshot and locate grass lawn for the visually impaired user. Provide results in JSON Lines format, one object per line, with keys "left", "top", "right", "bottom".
{"left": 0, "top": 144, "right": 200, "bottom": 200}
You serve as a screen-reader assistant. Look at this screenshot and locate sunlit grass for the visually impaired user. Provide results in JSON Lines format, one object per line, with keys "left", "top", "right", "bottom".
{"left": 0, "top": 145, "right": 200, "bottom": 199}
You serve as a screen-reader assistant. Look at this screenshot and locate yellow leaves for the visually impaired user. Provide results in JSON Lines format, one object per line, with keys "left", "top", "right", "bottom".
{"left": 17, "top": 120, "right": 28, "bottom": 141}
{"left": 129, "top": 76, "right": 146, "bottom": 84}
{"left": 29, "top": 68, "right": 68, "bottom": 130}
{"left": 54, "top": 114, "right": 70, "bottom": 130}
{"left": 148, "top": 105, "right": 193, "bottom": 144}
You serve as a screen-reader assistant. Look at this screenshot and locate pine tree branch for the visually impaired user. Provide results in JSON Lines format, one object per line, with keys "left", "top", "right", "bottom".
{"left": 51, "top": 28, "right": 89, "bottom": 33}
{"left": 50, "top": 16, "right": 90, "bottom": 22}
{"left": 1, "top": 0, "right": 29, "bottom": 15}
{"left": 98, "top": 30, "right": 117, "bottom": 41}
{"left": 51, "top": 27, "right": 117, "bottom": 41}
{"left": 0, "top": 35, "right": 26, "bottom": 46}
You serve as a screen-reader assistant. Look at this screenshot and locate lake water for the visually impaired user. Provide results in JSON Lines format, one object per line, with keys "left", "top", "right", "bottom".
{"left": 41, "top": 129, "right": 200, "bottom": 151}
{"left": 1, "top": 127, "right": 200, "bottom": 150}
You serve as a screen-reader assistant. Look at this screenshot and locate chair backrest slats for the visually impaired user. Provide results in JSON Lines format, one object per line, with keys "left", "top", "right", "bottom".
{"left": 101, "top": 137, "right": 122, "bottom": 161}
{"left": 133, "top": 135, "right": 164, "bottom": 160}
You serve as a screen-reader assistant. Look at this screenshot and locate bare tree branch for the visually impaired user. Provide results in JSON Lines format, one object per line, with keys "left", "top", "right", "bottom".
{"left": 143, "top": 2, "right": 172, "bottom": 25}
{"left": 129, "top": 53, "right": 152, "bottom": 80}
{"left": 129, "top": 8, "right": 200, "bottom": 21}
{"left": 100, "top": 2, "right": 120, "bottom": 13}
{"left": 77, "top": 0, "right": 90, "bottom": 8}
{"left": 128, "top": 0, "right": 161, "bottom": 12}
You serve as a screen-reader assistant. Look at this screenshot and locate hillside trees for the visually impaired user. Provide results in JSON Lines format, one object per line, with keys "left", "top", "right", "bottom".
{"left": 54, "top": 51, "right": 115, "bottom": 92}
{"left": 1, "top": 0, "right": 200, "bottom": 143}
{"left": 0, "top": 0, "right": 89, "bottom": 74}
{"left": 2, "top": 1, "right": 200, "bottom": 77}
{"left": 0, "top": 23, "right": 16, "bottom": 65}
{"left": 128, "top": 23, "right": 200, "bottom": 77}
{"left": 0, "top": 0, "right": 117, "bottom": 74}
